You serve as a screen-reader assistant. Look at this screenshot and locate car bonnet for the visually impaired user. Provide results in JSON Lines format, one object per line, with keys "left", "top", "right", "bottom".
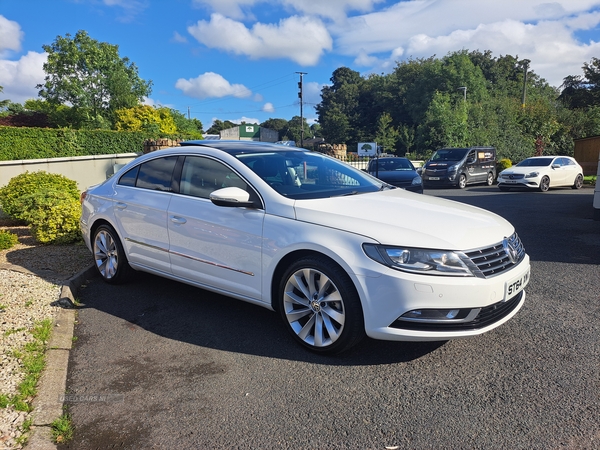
{"left": 293, "top": 189, "right": 514, "bottom": 250}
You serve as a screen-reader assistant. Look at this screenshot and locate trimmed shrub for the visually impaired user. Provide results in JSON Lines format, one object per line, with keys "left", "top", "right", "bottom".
{"left": 497, "top": 158, "right": 512, "bottom": 173}
{"left": 0, "top": 229, "right": 19, "bottom": 250}
{"left": 17, "top": 189, "right": 81, "bottom": 244}
{"left": 0, "top": 171, "right": 80, "bottom": 220}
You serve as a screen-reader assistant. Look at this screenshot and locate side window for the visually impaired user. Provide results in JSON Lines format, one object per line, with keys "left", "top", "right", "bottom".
{"left": 118, "top": 166, "right": 139, "bottom": 186}
{"left": 135, "top": 156, "right": 178, "bottom": 191}
{"left": 467, "top": 150, "right": 476, "bottom": 163}
{"left": 179, "top": 156, "right": 249, "bottom": 199}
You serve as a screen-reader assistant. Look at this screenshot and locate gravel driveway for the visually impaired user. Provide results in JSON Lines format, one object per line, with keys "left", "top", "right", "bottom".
{"left": 0, "top": 220, "right": 91, "bottom": 449}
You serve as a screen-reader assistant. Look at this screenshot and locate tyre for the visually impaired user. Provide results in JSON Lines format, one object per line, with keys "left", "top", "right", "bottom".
{"left": 572, "top": 174, "right": 583, "bottom": 190}
{"left": 458, "top": 174, "right": 467, "bottom": 189}
{"left": 539, "top": 176, "right": 550, "bottom": 192}
{"left": 278, "top": 255, "right": 365, "bottom": 354}
{"left": 92, "top": 224, "right": 132, "bottom": 284}
{"left": 486, "top": 172, "right": 495, "bottom": 186}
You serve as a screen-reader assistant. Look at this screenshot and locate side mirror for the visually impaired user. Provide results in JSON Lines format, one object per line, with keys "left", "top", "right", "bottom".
{"left": 210, "top": 187, "right": 257, "bottom": 208}
{"left": 551, "top": 164, "right": 560, "bottom": 169}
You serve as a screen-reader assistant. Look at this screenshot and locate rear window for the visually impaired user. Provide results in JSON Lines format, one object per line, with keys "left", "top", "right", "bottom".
{"left": 118, "top": 156, "right": 178, "bottom": 191}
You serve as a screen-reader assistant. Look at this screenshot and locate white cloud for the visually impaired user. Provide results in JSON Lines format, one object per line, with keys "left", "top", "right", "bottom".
{"left": 171, "top": 31, "right": 188, "bottom": 43}
{"left": 328, "top": 1, "right": 600, "bottom": 87}
{"left": 175, "top": 72, "right": 252, "bottom": 99}
{"left": 187, "top": 14, "right": 332, "bottom": 66}
{"left": 0, "top": 51, "right": 46, "bottom": 103}
{"left": 262, "top": 102, "right": 275, "bottom": 112}
{"left": 231, "top": 116, "right": 260, "bottom": 124}
{"left": 0, "top": 15, "right": 24, "bottom": 56}
{"left": 303, "top": 81, "right": 323, "bottom": 106}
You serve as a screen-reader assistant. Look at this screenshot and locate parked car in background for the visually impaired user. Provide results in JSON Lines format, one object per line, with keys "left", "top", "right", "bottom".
{"left": 497, "top": 156, "right": 584, "bottom": 192}
{"left": 366, "top": 157, "right": 423, "bottom": 193}
{"left": 422, "top": 147, "right": 496, "bottom": 189}
{"left": 80, "top": 141, "right": 529, "bottom": 354}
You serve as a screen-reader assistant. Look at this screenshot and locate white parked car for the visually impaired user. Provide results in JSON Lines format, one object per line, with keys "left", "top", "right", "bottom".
{"left": 498, "top": 156, "right": 584, "bottom": 192}
{"left": 80, "top": 141, "right": 530, "bottom": 354}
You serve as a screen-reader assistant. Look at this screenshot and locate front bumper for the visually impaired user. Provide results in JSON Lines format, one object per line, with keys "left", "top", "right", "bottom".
{"left": 498, "top": 178, "right": 540, "bottom": 189}
{"left": 356, "top": 255, "right": 530, "bottom": 341}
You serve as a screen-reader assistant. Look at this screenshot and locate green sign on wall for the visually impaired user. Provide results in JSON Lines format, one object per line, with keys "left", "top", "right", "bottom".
{"left": 239, "top": 125, "right": 260, "bottom": 139}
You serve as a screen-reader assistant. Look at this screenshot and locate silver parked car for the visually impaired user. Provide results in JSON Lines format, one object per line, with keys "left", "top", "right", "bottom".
{"left": 80, "top": 141, "right": 530, "bottom": 354}
{"left": 498, "top": 156, "right": 584, "bottom": 192}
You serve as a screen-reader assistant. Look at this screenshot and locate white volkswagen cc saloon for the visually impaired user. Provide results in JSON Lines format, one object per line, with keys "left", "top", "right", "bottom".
{"left": 80, "top": 141, "right": 530, "bottom": 354}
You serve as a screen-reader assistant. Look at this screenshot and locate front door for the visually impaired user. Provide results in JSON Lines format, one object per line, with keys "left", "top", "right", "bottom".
{"left": 167, "top": 156, "right": 265, "bottom": 301}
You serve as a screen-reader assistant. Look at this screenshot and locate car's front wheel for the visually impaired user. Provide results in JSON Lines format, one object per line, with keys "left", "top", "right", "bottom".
{"left": 278, "top": 256, "right": 365, "bottom": 354}
{"left": 458, "top": 174, "right": 467, "bottom": 189}
{"left": 93, "top": 224, "right": 132, "bottom": 284}
{"left": 572, "top": 174, "right": 583, "bottom": 189}
{"left": 539, "top": 176, "right": 550, "bottom": 192}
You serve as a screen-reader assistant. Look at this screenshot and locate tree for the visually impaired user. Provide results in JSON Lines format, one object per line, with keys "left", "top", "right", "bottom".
{"left": 0, "top": 86, "right": 10, "bottom": 110}
{"left": 206, "top": 119, "right": 237, "bottom": 135}
{"left": 114, "top": 105, "right": 177, "bottom": 135}
{"left": 316, "top": 67, "right": 363, "bottom": 145}
{"left": 169, "top": 109, "right": 203, "bottom": 138}
{"left": 375, "top": 112, "right": 399, "bottom": 153}
{"left": 260, "top": 118, "right": 289, "bottom": 140}
{"left": 37, "top": 30, "right": 152, "bottom": 129}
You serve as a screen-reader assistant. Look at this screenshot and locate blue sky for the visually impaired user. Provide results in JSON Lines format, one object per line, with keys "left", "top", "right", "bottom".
{"left": 2, "top": 0, "right": 600, "bottom": 130}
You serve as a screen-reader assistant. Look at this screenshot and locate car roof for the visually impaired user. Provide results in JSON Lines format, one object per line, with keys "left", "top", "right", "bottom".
{"left": 372, "top": 156, "right": 409, "bottom": 160}
{"left": 180, "top": 140, "right": 309, "bottom": 155}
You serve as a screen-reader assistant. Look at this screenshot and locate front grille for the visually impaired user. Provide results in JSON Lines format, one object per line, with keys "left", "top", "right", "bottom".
{"left": 503, "top": 174, "right": 524, "bottom": 180}
{"left": 465, "top": 232, "right": 526, "bottom": 278}
{"left": 390, "top": 291, "right": 524, "bottom": 332}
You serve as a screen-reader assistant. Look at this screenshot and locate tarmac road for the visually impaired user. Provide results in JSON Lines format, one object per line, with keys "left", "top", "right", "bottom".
{"left": 60, "top": 186, "right": 600, "bottom": 449}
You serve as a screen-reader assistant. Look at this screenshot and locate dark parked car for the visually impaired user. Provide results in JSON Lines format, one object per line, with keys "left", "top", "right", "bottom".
{"left": 366, "top": 157, "right": 423, "bottom": 193}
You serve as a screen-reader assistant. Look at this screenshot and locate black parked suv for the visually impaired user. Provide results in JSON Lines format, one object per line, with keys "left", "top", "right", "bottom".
{"left": 422, "top": 147, "right": 496, "bottom": 189}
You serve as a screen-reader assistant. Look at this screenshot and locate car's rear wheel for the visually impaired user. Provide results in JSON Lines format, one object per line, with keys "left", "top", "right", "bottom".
{"left": 278, "top": 256, "right": 364, "bottom": 354}
{"left": 572, "top": 174, "right": 583, "bottom": 189}
{"left": 458, "top": 174, "right": 467, "bottom": 189}
{"left": 486, "top": 172, "right": 494, "bottom": 186}
{"left": 93, "top": 224, "right": 132, "bottom": 284}
{"left": 539, "top": 176, "right": 550, "bottom": 192}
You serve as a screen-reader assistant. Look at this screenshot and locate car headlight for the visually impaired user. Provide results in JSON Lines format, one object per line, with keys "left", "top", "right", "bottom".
{"left": 525, "top": 171, "right": 539, "bottom": 178}
{"left": 447, "top": 165, "right": 457, "bottom": 172}
{"left": 363, "top": 244, "right": 475, "bottom": 276}
{"left": 411, "top": 175, "right": 422, "bottom": 185}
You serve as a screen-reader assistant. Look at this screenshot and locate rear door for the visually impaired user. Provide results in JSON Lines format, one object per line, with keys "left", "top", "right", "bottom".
{"left": 112, "top": 156, "right": 178, "bottom": 273}
{"left": 167, "top": 156, "right": 265, "bottom": 301}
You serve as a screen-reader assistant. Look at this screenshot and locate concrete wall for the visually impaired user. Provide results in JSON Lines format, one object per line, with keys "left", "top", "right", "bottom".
{"left": 0, "top": 153, "right": 140, "bottom": 192}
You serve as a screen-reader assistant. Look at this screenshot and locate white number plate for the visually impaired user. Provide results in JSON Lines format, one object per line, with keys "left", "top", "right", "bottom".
{"left": 429, "top": 177, "right": 440, "bottom": 181}
{"left": 505, "top": 267, "right": 530, "bottom": 299}
{"left": 504, "top": 180, "right": 518, "bottom": 184}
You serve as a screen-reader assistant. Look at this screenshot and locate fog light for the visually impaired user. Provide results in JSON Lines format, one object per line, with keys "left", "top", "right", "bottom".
{"left": 398, "top": 308, "right": 480, "bottom": 323}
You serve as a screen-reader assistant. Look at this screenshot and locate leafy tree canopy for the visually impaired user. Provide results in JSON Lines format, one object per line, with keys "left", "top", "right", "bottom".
{"left": 38, "top": 30, "right": 152, "bottom": 129}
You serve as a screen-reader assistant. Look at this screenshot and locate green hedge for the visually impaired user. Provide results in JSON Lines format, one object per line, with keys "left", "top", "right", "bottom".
{"left": 0, "top": 127, "right": 150, "bottom": 160}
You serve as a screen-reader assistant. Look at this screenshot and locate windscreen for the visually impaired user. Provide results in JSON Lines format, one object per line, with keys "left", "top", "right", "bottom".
{"left": 516, "top": 158, "right": 553, "bottom": 167}
{"left": 236, "top": 151, "right": 383, "bottom": 200}
{"left": 430, "top": 148, "right": 469, "bottom": 162}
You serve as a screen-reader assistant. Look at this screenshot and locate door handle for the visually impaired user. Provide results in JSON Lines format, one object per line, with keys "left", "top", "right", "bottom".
{"left": 115, "top": 202, "right": 127, "bottom": 210}
{"left": 170, "top": 216, "right": 187, "bottom": 224}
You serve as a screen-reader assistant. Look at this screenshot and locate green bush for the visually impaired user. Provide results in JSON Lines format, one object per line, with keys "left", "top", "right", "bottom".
{"left": 17, "top": 189, "right": 81, "bottom": 244}
{"left": 0, "top": 229, "right": 19, "bottom": 250}
{"left": 0, "top": 171, "right": 80, "bottom": 220}
{"left": 497, "top": 158, "right": 512, "bottom": 173}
